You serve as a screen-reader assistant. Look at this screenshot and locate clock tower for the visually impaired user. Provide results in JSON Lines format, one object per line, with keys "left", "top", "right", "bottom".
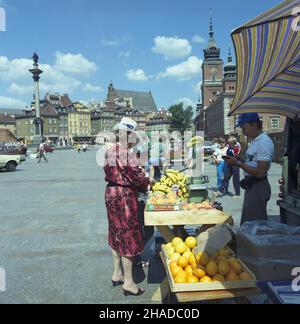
{"left": 201, "top": 12, "right": 224, "bottom": 110}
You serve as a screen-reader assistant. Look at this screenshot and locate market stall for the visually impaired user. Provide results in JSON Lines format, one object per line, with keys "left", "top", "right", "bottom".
{"left": 144, "top": 168, "right": 259, "bottom": 302}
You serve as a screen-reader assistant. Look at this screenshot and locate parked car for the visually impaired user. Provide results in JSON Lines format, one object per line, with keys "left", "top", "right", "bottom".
{"left": 0, "top": 154, "right": 21, "bottom": 172}
{"left": 203, "top": 141, "right": 213, "bottom": 161}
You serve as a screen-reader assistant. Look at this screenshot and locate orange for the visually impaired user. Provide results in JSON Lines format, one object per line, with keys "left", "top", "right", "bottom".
{"left": 239, "top": 272, "right": 253, "bottom": 281}
{"left": 177, "top": 256, "right": 189, "bottom": 269}
{"left": 174, "top": 242, "right": 187, "bottom": 254}
{"left": 193, "top": 266, "right": 206, "bottom": 279}
{"left": 228, "top": 257, "right": 238, "bottom": 265}
{"left": 172, "top": 237, "right": 183, "bottom": 247}
{"left": 187, "top": 276, "right": 199, "bottom": 283}
{"left": 218, "top": 248, "right": 230, "bottom": 257}
{"left": 212, "top": 274, "right": 226, "bottom": 282}
{"left": 226, "top": 272, "right": 239, "bottom": 281}
{"left": 171, "top": 265, "right": 183, "bottom": 278}
{"left": 185, "top": 237, "right": 197, "bottom": 249}
{"left": 196, "top": 252, "right": 209, "bottom": 266}
{"left": 206, "top": 261, "right": 218, "bottom": 277}
{"left": 216, "top": 256, "right": 228, "bottom": 264}
{"left": 231, "top": 262, "right": 242, "bottom": 275}
{"left": 218, "top": 261, "right": 230, "bottom": 276}
{"left": 200, "top": 276, "right": 212, "bottom": 283}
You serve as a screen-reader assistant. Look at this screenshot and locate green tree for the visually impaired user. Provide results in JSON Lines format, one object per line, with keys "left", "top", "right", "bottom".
{"left": 168, "top": 103, "right": 193, "bottom": 134}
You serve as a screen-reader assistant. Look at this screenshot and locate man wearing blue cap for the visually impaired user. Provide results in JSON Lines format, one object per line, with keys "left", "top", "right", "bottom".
{"left": 225, "top": 113, "right": 274, "bottom": 225}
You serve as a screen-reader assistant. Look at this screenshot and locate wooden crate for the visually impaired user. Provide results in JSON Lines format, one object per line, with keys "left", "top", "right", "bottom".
{"left": 161, "top": 252, "right": 257, "bottom": 293}
{"left": 144, "top": 208, "right": 232, "bottom": 226}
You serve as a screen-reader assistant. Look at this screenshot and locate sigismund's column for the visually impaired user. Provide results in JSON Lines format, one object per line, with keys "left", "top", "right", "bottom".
{"left": 29, "top": 52, "right": 43, "bottom": 145}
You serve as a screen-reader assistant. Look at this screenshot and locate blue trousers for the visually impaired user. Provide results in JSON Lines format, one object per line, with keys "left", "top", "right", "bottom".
{"left": 216, "top": 161, "right": 226, "bottom": 190}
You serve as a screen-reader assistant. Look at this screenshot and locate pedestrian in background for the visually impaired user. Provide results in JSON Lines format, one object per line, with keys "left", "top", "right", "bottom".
{"left": 76, "top": 143, "right": 81, "bottom": 153}
{"left": 37, "top": 140, "right": 48, "bottom": 163}
{"left": 212, "top": 138, "right": 228, "bottom": 191}
{"left": 216, "top": 136, "right": 241, "bottom": 198}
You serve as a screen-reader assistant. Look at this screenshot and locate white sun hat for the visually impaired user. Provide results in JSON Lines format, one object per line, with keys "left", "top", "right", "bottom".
{"left": 114, "top": 117, "right": 138, "bottom": 132}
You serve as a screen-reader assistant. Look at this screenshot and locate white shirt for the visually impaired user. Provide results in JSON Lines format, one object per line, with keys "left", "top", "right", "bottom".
{"left": 245, "top": 132, "right": 274, "bottom": 176}
{"left": 214, "top": 147, "right": 228, "bottom": 163}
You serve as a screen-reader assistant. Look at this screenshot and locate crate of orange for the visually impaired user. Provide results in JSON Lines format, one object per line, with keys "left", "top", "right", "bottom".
{"left": 161, "top": 237, "right": 257, "bottom": 293}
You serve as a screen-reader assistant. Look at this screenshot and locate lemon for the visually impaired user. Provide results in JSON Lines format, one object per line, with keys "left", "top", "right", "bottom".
{"left": 185, "top": 237, "right": 197, "bottom": 249}
{"left": 200, "top": 276, "right": 212, "bottom": 283}
{"left": 177, "top": 256, "right": 189, "bottom": 269}
{"left": 172, "top": 237, "right": 183, "bottom": 247}
{"left": 174, "top": 242, "right": 187, "bottom": 254}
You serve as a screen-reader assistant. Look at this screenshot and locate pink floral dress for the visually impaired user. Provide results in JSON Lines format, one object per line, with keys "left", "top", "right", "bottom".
{"left": 104, "top": 143, "right": 150, "bottom": 257}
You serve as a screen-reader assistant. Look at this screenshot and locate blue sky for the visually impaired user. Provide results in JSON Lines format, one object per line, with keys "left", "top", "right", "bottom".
{"left": 0, "top": 0, "right": 281, "bottom": 111}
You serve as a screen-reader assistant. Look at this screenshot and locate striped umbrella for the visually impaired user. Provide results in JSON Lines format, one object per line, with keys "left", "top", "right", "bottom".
{"left": 229, "top": 0, "right": 300, "bottom": 118}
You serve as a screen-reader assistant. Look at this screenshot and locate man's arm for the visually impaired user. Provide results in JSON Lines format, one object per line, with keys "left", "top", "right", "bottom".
{"left": 226, "top": 157, "right": 270, "bottom": 179}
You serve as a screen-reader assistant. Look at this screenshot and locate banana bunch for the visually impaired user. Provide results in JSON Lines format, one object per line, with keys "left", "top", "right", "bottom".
{"left": 152, "top": 169, "right": 189, "bottom": 200}
{"left": 187, "top": 136, "right": 204, "bottom": 148}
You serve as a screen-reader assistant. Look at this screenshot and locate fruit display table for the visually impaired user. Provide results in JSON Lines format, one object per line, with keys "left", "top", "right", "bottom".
{"left": 151, "top": 253, "right": 261, "bottom": 304}
{"left": 144, "top": 208, "right": 233, "bottom": 242}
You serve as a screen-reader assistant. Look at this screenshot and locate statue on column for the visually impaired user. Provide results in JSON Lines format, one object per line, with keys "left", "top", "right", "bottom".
{"left": 32, "top": 52, "right": 39, "bottom": 65}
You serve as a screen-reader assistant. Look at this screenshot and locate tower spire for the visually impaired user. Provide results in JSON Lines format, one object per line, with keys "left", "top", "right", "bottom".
{"left": 209, "top": 9, "right": 214, "bottom": 40}
{"left": 228, "top": 45, "right": 233, "bottom": 63}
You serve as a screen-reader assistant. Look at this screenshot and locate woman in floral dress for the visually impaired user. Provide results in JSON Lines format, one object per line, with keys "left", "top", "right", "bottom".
{"left": 104, "top": 118, "right": 150, "bottom": 296}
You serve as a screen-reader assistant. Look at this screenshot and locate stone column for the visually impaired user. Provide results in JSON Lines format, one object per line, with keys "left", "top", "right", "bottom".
{"left": 29, "top": 53, "right": 43, "bottom": 145}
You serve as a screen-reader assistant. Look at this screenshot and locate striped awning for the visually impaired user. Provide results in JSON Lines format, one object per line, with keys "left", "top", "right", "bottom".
{"left": 229, "top": 0, "right": 300, "bottom": 118}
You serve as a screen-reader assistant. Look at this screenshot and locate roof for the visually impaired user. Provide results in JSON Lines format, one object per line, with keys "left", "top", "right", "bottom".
{"left": 0, "top": 109, "right": 24, "bottom": 117}
{"left": 16, "top": 104, "right": 59, "bottom": 118}
{"left": 44, "top": 93, "right": 73, "bottom": 108}
{"left": 0, "top": 129, "right": 16, "bottom": 143}
{"left": 114, "top": 89, "right": 157, "bottom": 113}
{"left": 0, "top": 114, "right": 16, "bottom": 124}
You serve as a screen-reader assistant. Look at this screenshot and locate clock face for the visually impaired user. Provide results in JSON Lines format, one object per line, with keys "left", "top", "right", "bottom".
{"left": 209, "top": 67, "right": 217, "bottom": 75}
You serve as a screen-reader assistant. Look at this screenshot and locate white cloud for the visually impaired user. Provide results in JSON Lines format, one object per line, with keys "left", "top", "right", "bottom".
{"left": 0, "top": 55, "right": 84, "bottom": 96}
{"left": 101, "top": 38, "right": 120, "bottom": 46}
{"left": 152, "top": 36, "right": 192, "bottom": 59}
{"left": 0, "top": 96, "right": 26, "bottom": 108}
{"left": 192, "top": 35, "right": 205, "bottom": 44}
{"left": 82, "top": 83, "right": 103, "bottom": 93}
{"left": 174, "top": 97, "right": 196, "bottom": 108}
{"left": 8, "top": 83, "right": 32, "bottom": 96}
{"left": 157, "top": 56, "right": 202, "bottom": 81}
{"left": 54, "top": 52, "right": 98, "bottom": 75}
{"left": 126, "top": 69, "right": 149, "bottom": 82}
{"left": 193, "top": 81, "right": 202, "bottom": 93}
{"left": 0, "top": 57, "right": 32, "bottom": 82}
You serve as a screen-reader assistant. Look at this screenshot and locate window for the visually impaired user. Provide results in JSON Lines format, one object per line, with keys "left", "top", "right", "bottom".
{"left": 271, "top": 117, "right": 280, "bottom": 130}
{"left": 49, "top": 128, "right": 53, "bottom": 134}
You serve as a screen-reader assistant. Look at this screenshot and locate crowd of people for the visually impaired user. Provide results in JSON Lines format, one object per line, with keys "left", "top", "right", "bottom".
{"left": 212, "top": 136, "right": 241, "bottom": 199}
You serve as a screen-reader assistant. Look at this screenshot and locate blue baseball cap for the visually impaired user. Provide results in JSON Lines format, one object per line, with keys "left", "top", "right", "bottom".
{"left": 236, "top": 113, "right": 260, "bottom": 127}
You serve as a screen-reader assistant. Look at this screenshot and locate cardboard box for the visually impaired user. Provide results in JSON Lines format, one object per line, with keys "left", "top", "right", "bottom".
{"left": 237, "top": 228, "right": 300, "bottom": 281}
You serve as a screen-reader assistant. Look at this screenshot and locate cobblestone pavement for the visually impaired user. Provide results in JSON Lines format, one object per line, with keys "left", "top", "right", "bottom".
{"left": 0, "top": 148, "right": 281, "bottom": 304}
